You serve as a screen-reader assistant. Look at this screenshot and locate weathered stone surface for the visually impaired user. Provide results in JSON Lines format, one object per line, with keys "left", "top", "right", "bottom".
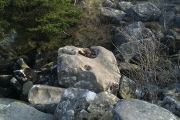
{"left": 14, "top": 68, "right": 37, "bottom": 83}
{"left": 159, "top": 82, "right": 180, "bottom": 117}
{"left": 0, "top": 98, "right": 29, "bottom": 110}
{"left": 20, "top": 81, "right": 33, "bottom": 101}
{"left": 31, "top": 103, "right": 58, "bottom": 115}
{"left": 119, "top": 76, "right": 136, "bottom": 99}
{"left": 126, "top": 2, "right": 162, "bottom": 22}
{"left": 124, "top": 22, "right": 155, "bottom": 40}
{"left": 159, "top": 11, "right": 175, "bottom": 25}
{"left": 115, "top": 37, "right": 168, "bottom": 63}
{"left": 175, "top": 15, "right": 180, "bottom": 28}
{"left": 28, "top": 85, "right": 65, "bottom": 104}
{"left": 10, "top": 77, "right": 22, "bottom": 93}
{"left": 116, "top": 1, "right": 133, "bottom": 12}
{"left": 163, "top": 29, "right": 177, "bottom": 37}
{"left": 0, "top": 102, "right": 53, "bottom": 120}
{"left": 119, "top": 62, "right": 140, "bottom": 75}
{"left": 53, "top": 88, "right": 119, "bottom": 120}
{"left": 100, "top": 7, "right": 126, "bottom": 24}
{"left": 57, "top": 46, "right": 120, "bottom": 94}
{"left": 161, "top": 96, "right": 180, "bottom": 117}
{"left": 166, "top": 0, "right": 180, "bottom": 4}
{"left": 113, "top": 22, "right": 156, "bottom": 48}
{"left": 117, "top": 42, "right": 139, "bottom": 62}
{"left": 102, "top": 0, "right": 114, "bottom": 8}
{"left": 113, "top": 99, "right": 179, "bottom": 120}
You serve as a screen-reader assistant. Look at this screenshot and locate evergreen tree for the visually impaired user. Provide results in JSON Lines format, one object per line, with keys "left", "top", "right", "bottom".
{"left": 0, "top": 0, "right": 82, "bottom": 42}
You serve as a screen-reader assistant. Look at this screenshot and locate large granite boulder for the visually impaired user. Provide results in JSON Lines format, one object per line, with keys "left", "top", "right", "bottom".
{"left": 119, "top": 75, "right": 136, "bottom": 99}
{"left": 159, "top": 11, "right": 175, "bottom": 26}
{"left": 53, "top": 88, "right": 119, "bottom": 120}
{"left": 57, "top": 46, "right": 120, "bottom": 94}
{"left": 113, "top": 99, "right": 179, "bottom": 120}
{"left": 116, "top": 1, "right": 133, "bottom": 12}
{"left": 113, "top": 22, "right": 156, "bottom": 48}
{"left": 0, "top": 98, "right": 28, "bottom": 110}
{"left": 31, "top": 103, "right": 58, "bottom": 115}
{"left": 0, "top": 102, "right": 53, "bottom": 120}
{"left": 100, "top": 7, "right": 126, "bottom": 24}
{"left": 28, "top": 85, "right": 65, "bottom": 104}
{"left": 159, "top": 82, "right": 180, "bottom": 117}
{"left": 126, "top": 2, "right": 162, "bottom": 22}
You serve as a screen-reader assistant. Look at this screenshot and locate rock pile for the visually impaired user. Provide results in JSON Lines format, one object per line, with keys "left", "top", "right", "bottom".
{"left": 0, "top": 0, "right": 180, "bottom": 120}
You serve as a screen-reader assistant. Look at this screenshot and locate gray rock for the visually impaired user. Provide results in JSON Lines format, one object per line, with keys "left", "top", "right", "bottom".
{"left": 113, "top": 99, "right": 179, "bottom": 120}
{"left": 175, "top": 15, "right": 180, "bottom": 28}
{"left": 57, "top": 46, "right": 120, "bottom": 94}
{"left": 116, "top": 38, "right": 168, "bottom": 62}
{"left": 28, "top": 85, "right": 65, "bottom": 104}
{"left": 117, "top": 42, "right": 139, "bottom": 62}
{"left": 119, "top": 76, "right": 136, "bottom": 98}
{"left": 126, "top": 2, "right": 162, "bottom": 22}
{"left": 162, "top": 96, "right": 180, "bottom": 117}
{"left": 163, "top": 29, "right": 177, "bottom": 37}
{"left": 100, "top": 7, "right": 126, "bottom": 24}
{"left": 113, "top": 22, "right": 156, "bottom": 48}
{"left": 166, "top": 0, "right": 180, "bottom": 4}
{"left": 116, "top": 1, "right": 133, "bottom": 12}
{"left": 14, "top": 68, "right": 37, "bottom": 83}
{"left": 159, "top": 82, "right": 180, "bottom": 117}
{"left": 102, "top": 0, "right": 114, "bottom": 8}
{"left": 31, "top": 103, "right": 58, "bottom": 115}
{"left": 124, "top": 21, "right": 145, "bottom": 40}
{"left": 0, "top": 102, "right": 53, "bottom": 120}
{"left": 20, "top": 81, "right": 33, "bottom": 101}
{"left": 118, "top": 62, "right": 140, "bottom": 76}
{"left": 159, "top": 11, "right": 175, "bottom": 25}
{"left": 53, "top": 88, "right": 119, "bottom": 120}
{"left": 10, "top": 77, "right": 22, "bottom": 93}
{"left": 113, "top": 22, "right": 156, "bottom": 62}
{"left": 0, "top": 98, "right": 29, "bottom": 110}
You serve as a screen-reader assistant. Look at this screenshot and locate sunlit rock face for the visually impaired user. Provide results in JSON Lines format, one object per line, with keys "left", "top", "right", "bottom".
{"left": 113, "top": 99, "right": 179, "bottom": 120}
{"left": 53, "top": 88, "right": 119, "bottom": 120}
{"left": 0, "top": 102, "right": 53, "bottom": 120}
{"left": 28, "top": 85, "right": 65, "bottom": 104}
{"left": 57, "top": 46, "right": 121, "bottom": 95}
{"left": 126, "top": 2, "right": 162, "bottom": 22}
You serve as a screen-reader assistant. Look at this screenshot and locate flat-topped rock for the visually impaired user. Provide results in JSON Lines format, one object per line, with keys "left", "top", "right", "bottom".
{"left": 113, "top": 99, "right": 179, "bottom": 120}
{"left": 0, "top": 102, "right": 53, "bottom": 120}
{"left": 57, "top": 46, "right": 121, "bottom": 94}
{"left": 28, "top": 85, "right": 65, "bottom": 104}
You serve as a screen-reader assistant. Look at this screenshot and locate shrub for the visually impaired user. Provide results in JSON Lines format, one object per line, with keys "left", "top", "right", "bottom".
{"left": 115, "top": 29, "right": 180, "bottom": 102}
{"left": 0, "top": 0, "right": 82, "bottom": 43}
